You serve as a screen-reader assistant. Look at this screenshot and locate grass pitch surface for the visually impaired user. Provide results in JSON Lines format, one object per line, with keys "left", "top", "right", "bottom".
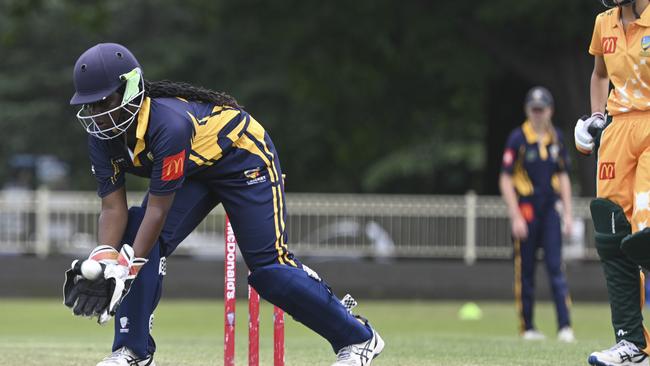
{"left": 0, "top": 299, "right": 623, "bottom": 365}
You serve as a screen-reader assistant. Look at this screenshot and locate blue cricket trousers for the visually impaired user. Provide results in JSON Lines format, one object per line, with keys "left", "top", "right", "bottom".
{"left": 112, "top": 134, "right": 371, "bottom": 357}
{"left": 514, "top": 199, "right": 571, "bottom": 333}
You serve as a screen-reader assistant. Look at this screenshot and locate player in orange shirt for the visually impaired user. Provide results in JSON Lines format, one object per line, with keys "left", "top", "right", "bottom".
{"left": 575, "top": 0, "right": 650, "bottom": 365}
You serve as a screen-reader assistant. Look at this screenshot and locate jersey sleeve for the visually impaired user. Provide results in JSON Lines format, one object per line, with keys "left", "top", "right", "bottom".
{"left": 589, "top": 14, "right": 603, "bottom": 56}
{"left": 500, "top": 130, "right": 520, "bottom": 175}
{"left": 88, "top": 136, "right": 125, "bottom": 198}
{"left": 148, "top": 115, "right": 193, "bottom": 195}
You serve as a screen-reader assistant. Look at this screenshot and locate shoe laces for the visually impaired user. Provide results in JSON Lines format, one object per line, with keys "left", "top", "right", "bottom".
{"left": 336, "top": 338, "right": 374, "bottom": 364}
{"left": 608, "top": 340, "right": 639, "bottom": 355}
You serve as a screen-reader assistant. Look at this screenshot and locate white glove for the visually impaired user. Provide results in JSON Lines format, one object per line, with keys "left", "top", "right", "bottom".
{"left": 63, "top": 244, "right": 146, "bottom": 325}
{"left": 88, "top": 244, "right": 119, "bottom": 264}
{"left": 99, "top": 244, "right": 147, "bottom": 324}
{"left": 62, "top": 245, "right": 119, "bottom": 318}
{"left": 574, "top": 112, "right": 605, "bottom": 155}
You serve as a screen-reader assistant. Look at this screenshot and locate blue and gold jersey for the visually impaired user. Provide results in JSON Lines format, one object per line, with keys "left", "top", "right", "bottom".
{"left": 88, "top": 96, "right": 277, "bottom": 197}
{"left": 500, "top": 121, "right": 570, "bottom": 200}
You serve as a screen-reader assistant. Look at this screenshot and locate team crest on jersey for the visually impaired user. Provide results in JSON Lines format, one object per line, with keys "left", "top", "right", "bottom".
{"left": 602, "top": 37, "right": 617, "bottom": 54}
{"left": 244, "top": 167, "right": 267, "bottom": 185}
{"left": 525, "top": 150, "right": 537, "bottom": 162}
{"left": 244, "top": 167, "right": 261, "bottom": 179}
{"left": 642, "top": 36, "right": 650, "bottom": 51}
{"left": 640, "top": 35, "right": 650, "bottom": 56}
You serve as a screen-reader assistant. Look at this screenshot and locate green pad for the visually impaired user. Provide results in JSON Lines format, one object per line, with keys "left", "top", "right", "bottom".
{"left": 590, "top": 198, "right": 631, "bottom": 258}
{"left": 590, "top": 198, "right": 646, "bottom": 347}
{"left": 621, "top": 228, "right": 650, "bottom": 269}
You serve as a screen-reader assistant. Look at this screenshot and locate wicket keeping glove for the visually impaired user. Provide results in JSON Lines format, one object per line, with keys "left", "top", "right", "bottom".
{"left": 63, "top": 259, "right": 111, "bottom": 317}
{"left": 63, "top": 244, "right": 147, "bottom": 324}
{"left": 574, "top": 112, "right": 605, "bottom": 155}
{"left": 99, "top": 244, "right": 147, "bottom": 324}
{"left": 63, "top": 245, "right": 118, "bottom": 317}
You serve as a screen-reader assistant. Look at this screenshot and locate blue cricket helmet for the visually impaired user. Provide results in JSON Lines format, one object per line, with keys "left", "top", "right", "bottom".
{"left": 70, "top": 43, "right": 141, "bottom": 105}
{"left": 525, "top": 86, "right": 554, "bottom": 108}
{"left": 71, "top": 43, "right": 145, "bottom": 140}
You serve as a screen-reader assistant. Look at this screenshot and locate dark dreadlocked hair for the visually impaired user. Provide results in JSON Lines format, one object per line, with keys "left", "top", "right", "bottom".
{"left": 144, "top": 80, "right": 241, "bottom": 108}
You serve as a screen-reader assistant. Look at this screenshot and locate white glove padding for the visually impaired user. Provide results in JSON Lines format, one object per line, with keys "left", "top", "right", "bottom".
{"left": 98, "top": 244, "right": 147, "bottom": 324}
{"left": 63, "top": 244, "right": 147, "bottom": 325}
{"left": 88, "top": 245, "right": 119, "bottom": 264}
{"left": 574, "top": 112, "right": 605, "bottom": 155}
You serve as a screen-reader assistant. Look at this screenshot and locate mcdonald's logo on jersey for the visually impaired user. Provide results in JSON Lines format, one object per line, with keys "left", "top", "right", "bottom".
{"left": 162, "top": 150, "right": 186, "bottom": 181}
{"left": 519, "top": 202, "right": 535, "bottom": 223}
{"left": 599, "top": 162, "right": 615, "bottom": 180}
{"left": 502, "top": 148, "right": 515, "bottom": 168}
{"left": 602, "top": 37, "right": 617, "bottom": 54}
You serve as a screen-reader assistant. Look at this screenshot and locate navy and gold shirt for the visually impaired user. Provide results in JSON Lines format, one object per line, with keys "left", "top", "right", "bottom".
{"left": 500, "top": 121, "right": 570, "bottom": 201}
{"left": 88, "top": 96, "right": 275, "bottom": 197}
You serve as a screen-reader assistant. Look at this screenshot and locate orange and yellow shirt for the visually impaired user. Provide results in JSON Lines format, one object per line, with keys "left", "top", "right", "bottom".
{"left": 590, "top": 6, "right": 650, "bottom": 115}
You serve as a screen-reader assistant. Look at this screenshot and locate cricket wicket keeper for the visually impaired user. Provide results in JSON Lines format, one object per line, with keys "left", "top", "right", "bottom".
{"left": 61, "top": 43, "right": 384, "bottom": 366}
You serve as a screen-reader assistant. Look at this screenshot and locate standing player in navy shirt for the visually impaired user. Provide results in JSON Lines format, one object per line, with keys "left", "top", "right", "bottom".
{"left": 62, "top": 43, "right": 384, "bottom": 366}
{"left": 499, "top": 87, "right": 575, "bottom": 343}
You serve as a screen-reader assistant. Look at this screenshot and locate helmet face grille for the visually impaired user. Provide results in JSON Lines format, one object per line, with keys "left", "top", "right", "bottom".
{"left": 76, "top": 76, "right": 145, "bottom": 140}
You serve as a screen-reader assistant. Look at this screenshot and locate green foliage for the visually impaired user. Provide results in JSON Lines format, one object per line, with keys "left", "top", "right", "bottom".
{"left": 0, "top": 0, "right": 605, "bottom": 193}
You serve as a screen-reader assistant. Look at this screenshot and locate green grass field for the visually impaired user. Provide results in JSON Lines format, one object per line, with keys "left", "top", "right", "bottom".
{"left": 0, "top": 299, "right": 629, "bottom": 366}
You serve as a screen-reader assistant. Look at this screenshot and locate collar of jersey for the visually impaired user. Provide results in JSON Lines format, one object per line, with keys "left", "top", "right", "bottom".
{"left": 639, "top": 6, "right": 650, "bottom": 27}
{"left": 132, "top": 96, "right": 151, "bottom": 167}
{"left": 610, "top": 7, "right": 650, "bottom": 28}
{"left": 522, "top": 120, "right": 552, "bottom": 146}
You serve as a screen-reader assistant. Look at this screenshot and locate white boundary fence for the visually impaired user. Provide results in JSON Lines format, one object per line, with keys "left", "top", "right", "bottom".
{"left": 0, "top": 189, "right": 597, "bottom": 261}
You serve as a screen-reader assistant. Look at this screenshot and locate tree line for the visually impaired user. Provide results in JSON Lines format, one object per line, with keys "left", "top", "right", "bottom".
{"left": 0, "top": 0, "right": 603, "bottom": 195}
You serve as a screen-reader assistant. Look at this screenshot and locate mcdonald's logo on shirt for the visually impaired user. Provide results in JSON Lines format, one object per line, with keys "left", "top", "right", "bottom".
{"left": 599, "top": 162, "right": 615, "bottom": 180}
{"left": 502, "top": 148, "right": 515, "bottom": 168}
{"left": 519, "top": 202, "right": 535, "bottom": 223}
{"left": 602, "top": 37, "right": 617, "bottom": 54}
{"left": 161, "top": 150, "right": 185, "bottom": 181}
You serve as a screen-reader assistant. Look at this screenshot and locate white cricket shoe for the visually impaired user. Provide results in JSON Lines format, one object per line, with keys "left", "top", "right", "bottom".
{"left": 588, "top": 340, "right": 649, "bottom": 366}
{"left": 557, "top": 326, "right": 576, "bottom": 343}
{"left": 331, "top": 328, "right": 385, "bottom": 366}
{"left": 522, "top": 329, "right": 546, "bottom": 341}
{"left": 96, "top": 347, "right": 155, "bottom": 366}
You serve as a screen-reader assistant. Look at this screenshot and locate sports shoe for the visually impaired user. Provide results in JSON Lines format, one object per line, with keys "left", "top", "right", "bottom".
{"left": 96, "top": 347, "right": 155, "bottom": 366}
{"left": 522, "top": 329, "right": 546, "bottom": 341}
{"left": 331, "top": 327, "right": 385, "bottom": 366}
{"left": 588, "top": 340, "right": 649, "bottom": 366}
{"left": 557, "top": 326, "right": 576, "bottom": 343}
